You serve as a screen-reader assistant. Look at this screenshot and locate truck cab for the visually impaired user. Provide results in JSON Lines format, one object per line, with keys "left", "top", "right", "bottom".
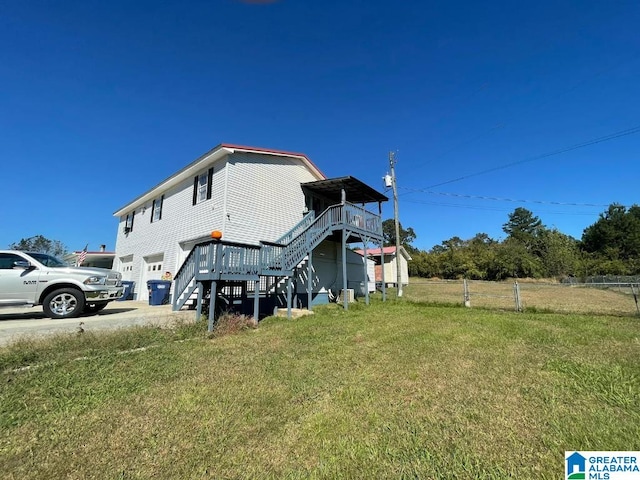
{"left": 0, "top": 250, "right": 124, "bottom": 319}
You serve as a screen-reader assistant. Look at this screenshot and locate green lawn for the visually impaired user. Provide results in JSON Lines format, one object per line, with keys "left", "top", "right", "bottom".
{"left": 1, "top": 299, "right": 639, "bottom": 479}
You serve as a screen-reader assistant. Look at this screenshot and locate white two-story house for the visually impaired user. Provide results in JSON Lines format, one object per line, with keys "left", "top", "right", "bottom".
{"left": 113, "top": 143, "right": 388, "bottom": 327}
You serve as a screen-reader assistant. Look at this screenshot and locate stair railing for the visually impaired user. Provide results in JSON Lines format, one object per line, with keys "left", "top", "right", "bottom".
{"left": 276, "top": 211, "right": 316, "bottom": 244}
{"left": 173, "top": 202, "right": 383, "bottom": 310}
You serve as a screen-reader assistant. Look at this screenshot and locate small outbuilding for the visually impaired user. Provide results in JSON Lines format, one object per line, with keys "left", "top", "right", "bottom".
{"left": 355, "top": 246, "right": 412, "bottom": 287}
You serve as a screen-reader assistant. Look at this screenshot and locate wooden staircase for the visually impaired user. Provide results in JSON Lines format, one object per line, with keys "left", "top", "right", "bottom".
{"left": 172, "top": 202, "right": 384, "bottom": 330}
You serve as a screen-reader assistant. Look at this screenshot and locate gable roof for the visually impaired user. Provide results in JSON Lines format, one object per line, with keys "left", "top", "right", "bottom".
{"left": 354, "top": 246, "right": 413, "bottom": 261}
{"left": 113, "top": 143, "right": 326, "bottom": 217}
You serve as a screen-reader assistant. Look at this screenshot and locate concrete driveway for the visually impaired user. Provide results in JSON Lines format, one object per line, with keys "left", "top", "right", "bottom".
{"left": 0, "top": 301, "right": 198, "bottom": 347}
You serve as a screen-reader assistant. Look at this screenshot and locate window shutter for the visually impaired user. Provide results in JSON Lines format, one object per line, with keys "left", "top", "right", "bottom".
{"left": 150, "top": 202, "right": 155, "bottom": 223}
{"left": 159, "top": 195, "right": 164, "bottom": 220}
{"left": 206, "top": 168, "right": 214, "bottom": 200}
{"left": 131, "top": 210, "right": 135, "bottom": 231}
{"left": 192, "top": 176, "right": 198, "bottom": 205}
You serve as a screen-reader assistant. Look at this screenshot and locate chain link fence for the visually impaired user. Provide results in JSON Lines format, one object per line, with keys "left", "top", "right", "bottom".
{"left": 404, "top": 279, "right": 640, "bottom": 317}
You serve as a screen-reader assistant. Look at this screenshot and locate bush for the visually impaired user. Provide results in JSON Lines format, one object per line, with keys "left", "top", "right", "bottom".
{"left": 210, "top": 312, "right": 258, "bottom": 338}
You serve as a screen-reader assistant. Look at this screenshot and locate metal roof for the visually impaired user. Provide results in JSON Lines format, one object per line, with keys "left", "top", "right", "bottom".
{"left": 302, "top": 176, "right": 388, "bottom": 204}
{"left": 354, "top": 246, "right": 413, "bottom": 261}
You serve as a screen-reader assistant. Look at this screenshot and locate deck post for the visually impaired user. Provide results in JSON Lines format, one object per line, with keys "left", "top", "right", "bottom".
{"left": 363, "top": 239, "right": 370, "bottom": 305}
{"left": 378, "top": 202, "right": 386, "bottom": 302}
{"left": 293, "top": 265, "right": 298, "bottom": 309}
{"left": 287, "top": 274, "right": 293, "bottom": 319}
{"left": 380, "top": 240, "right": 386, "bottom": 302}
{"left": 253, "top": 277, "right": 260, "bottom": 321}
{"left": 195, "top": 281, "right": 204, "bottom": 321}
{"left": 342, "top": 227, "right": 348, "bottom": 310}
{"left": 307, "top": 250, "right": 313, "bottom": 311}
{"left": 208, "top": 280, "right": 217, "bottom": 332}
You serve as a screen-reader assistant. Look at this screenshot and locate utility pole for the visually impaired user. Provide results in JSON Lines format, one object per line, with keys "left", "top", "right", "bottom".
{"left": 389, "top": 151, "right": 402, "bottom": 297}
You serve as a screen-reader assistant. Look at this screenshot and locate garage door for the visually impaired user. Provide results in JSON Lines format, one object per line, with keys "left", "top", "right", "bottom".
{"left": 141, "top": 253, "right": 165, "bottom": 301}
{"left": 119, "top": 255, "right": 134, "bottom": 281}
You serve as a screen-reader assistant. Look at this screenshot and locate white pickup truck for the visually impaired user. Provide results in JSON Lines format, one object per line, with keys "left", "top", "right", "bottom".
{"left": 0, "top": 250, "right": 123, "bottom": 319}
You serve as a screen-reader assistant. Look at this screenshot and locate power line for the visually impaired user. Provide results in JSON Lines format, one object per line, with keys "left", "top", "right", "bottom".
{"left": 403, "top": 198, "right": 601, "bottom": 216}
{"left": 423, "top": 124, "right": 640, "bottom": 189}
{"left": 399, "top": 187, "right": 615, "bottom": 207}
{"left": 410, "top": 51, "right": 640, "bottom": 170}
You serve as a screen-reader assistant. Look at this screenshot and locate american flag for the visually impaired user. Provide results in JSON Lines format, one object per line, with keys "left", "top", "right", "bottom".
{"left": 77, "top": 244, "right": 88, "bottom": 266}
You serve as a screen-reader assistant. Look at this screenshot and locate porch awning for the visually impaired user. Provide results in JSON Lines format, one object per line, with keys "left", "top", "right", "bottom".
{"left": 302, "top": 176, "right": 388, "bottom": 204}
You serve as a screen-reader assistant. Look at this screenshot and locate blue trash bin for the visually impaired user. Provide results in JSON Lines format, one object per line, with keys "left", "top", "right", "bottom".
{"left": 147, "top": 280, "right": 171, "bottom": 305}
{"left": 118, "top": 281, "right": 135, "bottom": 301}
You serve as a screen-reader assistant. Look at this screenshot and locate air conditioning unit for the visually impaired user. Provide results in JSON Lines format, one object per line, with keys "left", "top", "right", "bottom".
{"left": 339, "top": 289, "right": 355, "bottom": 303}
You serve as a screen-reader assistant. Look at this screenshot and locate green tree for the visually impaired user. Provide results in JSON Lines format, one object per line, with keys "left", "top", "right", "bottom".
{"left": 581, "top": 203, "right": 640, "bottom": 262}
{"left": 382, "top": 219, "right": 417, "bottom": 252}
{"left": 466, "top": 233, "right": 497, "bottom": 279}
{"left": 502, "top": 207, "right": 544, "bottom": 248}
{"left": 491, "top": 239, "right": 543, "bottom": 280}
{"left": 9, "top": 235, "right": 69, "bottom": 258}
{"left": 537, "top": 229, "right": 580, "bottom": 278}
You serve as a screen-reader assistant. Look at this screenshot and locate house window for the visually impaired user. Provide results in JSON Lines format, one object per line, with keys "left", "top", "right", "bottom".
{"left": 125, "top": 211, "right": 135, "bottom": 233}
{"left": 197, "top": 173, "right": 207, "bottom": 202}
{"left": 192, "top": 168, "right": 214, "bottom": 205}
{"left": 151, "top": 195, "right": 164, "bottom": 223}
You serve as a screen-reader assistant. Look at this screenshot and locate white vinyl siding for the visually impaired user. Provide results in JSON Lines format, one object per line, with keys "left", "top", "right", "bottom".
{"left": 114, "top": 160, "right": 227, "bottom": 299}
{"left": 223, "top": 152, "right": 320, "bottom": 244}
{"left": 294, "top": 240, "right": 368, "bottom": 297}
{"left": 113, "top": 150, "right": 325, "bottom": 298}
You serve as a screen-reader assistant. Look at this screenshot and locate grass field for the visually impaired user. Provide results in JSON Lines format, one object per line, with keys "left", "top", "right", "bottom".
{"left": 405, "top": 278, "right": 640, "bottom": 316}
{"left": 1, "top": 298, "right": 639, "bottom": 479}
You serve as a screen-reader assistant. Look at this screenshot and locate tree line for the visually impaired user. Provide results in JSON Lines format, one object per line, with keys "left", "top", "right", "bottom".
{"left": 384, "top": 203, "right": 640, "bottom": 280}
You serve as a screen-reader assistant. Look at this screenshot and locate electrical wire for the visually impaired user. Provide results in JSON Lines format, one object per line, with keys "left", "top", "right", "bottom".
{"left": 403, "top": 198, "right": 601, "bottom": 215}
{"left": 399, "top": 188, "right": 616, "bottom": 207}
{"left": 410, "top": 51, "right": 640, "bottom": 171}
{"left": 422, "top": 124, "right": 640, "bottom": 189}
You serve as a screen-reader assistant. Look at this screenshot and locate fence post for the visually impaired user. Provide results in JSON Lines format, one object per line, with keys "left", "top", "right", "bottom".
{"left": 632, "top": 284, "right": 640, "bottom": 316}
{"left": 513, "top": 281, "right": 523, "bottom": 312}
{"left": 463, "top": 279, "right": 471, "bottom": 307}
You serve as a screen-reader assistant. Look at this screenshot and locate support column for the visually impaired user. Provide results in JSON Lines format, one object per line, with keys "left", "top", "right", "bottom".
{"left": 307, "top": 250, "right": 313, "bottom": 311}
{"left": 196, "top": 281, "right": 204, "bottom": 321}
{"left": 287, "top": 274, "right": 293, "bottom": 319}
{"left": 378, "top": 201, "right": 386, "bottom": 302}
{"left": 253, "top": 277, "right": 260, "bottom": 321}
{"left": 363, "top": 238, "right": 370, "bottom": 305}
{"left": 342, "top": 227, "right": 348, "bottom": 310}
{"left": 208, "top": 281, "right": 217, "bottom": 332}
{"left": 293, "top": 266, "right": 298, "bottom": 309}
{"left": 380, "top": 240, "right": 386, "bottom": 302}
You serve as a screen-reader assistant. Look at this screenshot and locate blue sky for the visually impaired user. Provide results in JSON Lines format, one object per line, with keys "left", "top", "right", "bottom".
{"left": 1, "top": 0, "right": 638, "bottom": 253}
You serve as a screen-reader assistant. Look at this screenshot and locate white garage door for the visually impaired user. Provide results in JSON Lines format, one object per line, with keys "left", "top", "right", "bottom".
{"left": 141, "top": 253, "right": 165, "bottom": 301}
{"left": 119, "top": 255, "right": 134, "bottom": 281}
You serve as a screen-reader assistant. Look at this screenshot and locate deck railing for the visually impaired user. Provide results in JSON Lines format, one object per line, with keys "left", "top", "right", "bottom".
{"left": 172, "top": 202, "right": 382, "bottom": 310}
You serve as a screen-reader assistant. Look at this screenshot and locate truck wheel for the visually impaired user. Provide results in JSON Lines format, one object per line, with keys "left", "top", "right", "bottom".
{"left": 84, "top": 302, "right": 109, "bottom": 314}
{"left": 42, "top": 288, "right": 85, "bottom": 319}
